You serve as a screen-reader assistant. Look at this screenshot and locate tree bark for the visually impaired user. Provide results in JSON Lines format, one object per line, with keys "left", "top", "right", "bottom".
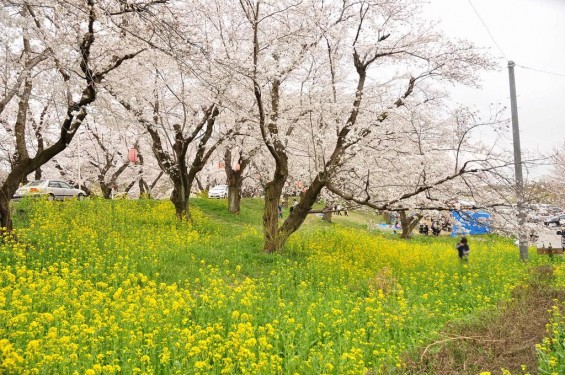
{"left": 171, "top": 186, "right": 189, "bottom": 218}
{"left": 0, "top": 175, "right": 20, "bottom": 231}
{"left": 263, "top": 176, "right": 286, "bottom": 252}
{"left": 125, "top": 180, "right": 135, "bottom": 194}
{"left": 170, "top": 165, "right": 190, "bottom": 219}
{"left": 399, "top": 211, "right": 423, "bottom": 239}
{"left": 139, "top": 178, "right": 150, "bottom": 198}
{"left": 228, "top": 184, "right": 242, "bottom": 213}
{"left": 224, "top": 149, "right": 251, "bottom": 214}
{"left": 99, "top": 179, "right": 113, "bottom": 199}
{"left": 322, "top": 203, "right": 333, "bottom": 223}
{"left": 263, "top": 173, "right": 327, "bottom": 252}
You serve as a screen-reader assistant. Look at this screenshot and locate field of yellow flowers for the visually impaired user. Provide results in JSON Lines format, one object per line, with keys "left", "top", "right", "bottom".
{"left": 0, "top": 198, "right": 561, "bottom": 374}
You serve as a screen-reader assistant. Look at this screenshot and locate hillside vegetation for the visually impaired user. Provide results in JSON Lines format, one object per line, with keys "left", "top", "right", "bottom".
{"left": 0, "top": 198, "right": 563, "bottom": 374}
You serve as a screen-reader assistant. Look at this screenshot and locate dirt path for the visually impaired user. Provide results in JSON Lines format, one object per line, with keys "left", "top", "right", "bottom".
{"left": 405, "top": 266, "right": 565, "bottom": 375}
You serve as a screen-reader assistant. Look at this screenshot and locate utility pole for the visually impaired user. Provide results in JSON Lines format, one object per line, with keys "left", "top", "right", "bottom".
{"left": 77, "top": 130, "right": 82, "bottom": 190}
{"left": 508, "top": 60, "right": 528, "bottom": 261}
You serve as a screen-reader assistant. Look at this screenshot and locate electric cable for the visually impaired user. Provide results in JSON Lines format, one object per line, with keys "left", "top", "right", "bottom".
{"left": 466, "top": 0, "right": 507, "bottom": 59}
{"left": 515, "top": 64, "right": 565, "bottom": 78}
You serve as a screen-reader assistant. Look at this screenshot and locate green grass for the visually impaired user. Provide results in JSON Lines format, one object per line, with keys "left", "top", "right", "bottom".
{"left": 1, "top": 197, "right": 561, "bottom": 374}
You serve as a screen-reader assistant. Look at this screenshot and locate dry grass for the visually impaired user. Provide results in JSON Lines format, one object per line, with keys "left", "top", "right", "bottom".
{"left": 404, "top": 265, "right": 565, "bottom": 375}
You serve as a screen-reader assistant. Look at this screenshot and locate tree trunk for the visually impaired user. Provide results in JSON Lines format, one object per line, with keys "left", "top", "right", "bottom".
{"left": 100, "top": 181, "right": 112, "bottom": 199}
{"left": 228, "top": 185, "right": 242, "bottom": 213}
{"left": 170, "top": 175, "right": 190, "bottom": 219}
{"left": 263, "top": 174, "right": 287, "bottom": 253}
{"left": 125, "top": 179, "right": 135, "bottom": 194}
{"left": 263, "top": 159, "right": 288, "bottom": 253}
{"left": 170, "top": 164, "right": 194, "bottom": 219}
{"left": 0, "top": 192, "right": 14, "bottom": 232}
{"left": 224, "top": 149, "right": 251, "bottom": 214}
{"left": 227, "top": 170, "right": 243, "bottom": 214}
{"left": 139, "top": 178, "right": 150, "bottom": 198}
{"left": 399, "top": 211, "right": 423, "bottom": 239}
{"left": 264, "top": 174, "right": 326, "bottom": 253}
{"left": 1, "top": 140, "right": 68, "bottom": 230}
{"left": 171, "top": 189, "right": 189, "bottom": 218}
{"left": 76, "top": 183, "right": 92, "bottom": 196}
{"left": 1, "top": 175, "right": 25, "bottom": 230}
{"left": 322, "top": 204, "right": 333, "bottom": 223}
{"left": 98, "top": 175, "right": 112, "bottom": 199}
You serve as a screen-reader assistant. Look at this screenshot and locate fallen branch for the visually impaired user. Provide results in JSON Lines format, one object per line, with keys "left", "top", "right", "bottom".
{"left": 420, "top": 335, "right": 503, "bottom": 362}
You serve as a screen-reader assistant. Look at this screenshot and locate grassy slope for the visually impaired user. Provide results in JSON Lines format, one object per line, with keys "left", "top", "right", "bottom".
{"left": 4, "top": 197, "right": 559, "bottom": 374}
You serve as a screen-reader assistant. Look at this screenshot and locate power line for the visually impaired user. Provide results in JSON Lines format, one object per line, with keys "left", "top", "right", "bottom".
{"left": 464, "top": 1, "right": 565, "bottom": 79}
{"left": 466, "top": 0, "right": 507, "bottom": 59}
{"left": 515, "top": 64, "right": 565, "bottom": 78}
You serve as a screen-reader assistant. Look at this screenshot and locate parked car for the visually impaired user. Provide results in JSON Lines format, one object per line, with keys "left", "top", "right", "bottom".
{"left": 13, "top": 180, "right": 87, "bottom": 201}
{"left": 544, "top": 214, "right": 565, "bottom": 227}
{"left": 208, "top": 185, "right": 228, "bottom": 199}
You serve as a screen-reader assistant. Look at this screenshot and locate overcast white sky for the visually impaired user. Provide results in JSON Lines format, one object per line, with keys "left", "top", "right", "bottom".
{"left": 425, "top": 0, "right": 565, "bottom": 178}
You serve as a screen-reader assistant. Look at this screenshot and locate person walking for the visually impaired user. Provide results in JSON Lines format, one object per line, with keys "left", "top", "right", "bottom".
{"left": 456, "top": 237, "right": 470, "bottom": 261}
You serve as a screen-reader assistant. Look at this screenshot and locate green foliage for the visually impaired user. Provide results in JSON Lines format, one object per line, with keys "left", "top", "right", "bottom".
{"left": 0, "top": 199, "right": 560, "bottom": 374}
{"left": 195, "top": 189, "right": 208, "bottom": 199}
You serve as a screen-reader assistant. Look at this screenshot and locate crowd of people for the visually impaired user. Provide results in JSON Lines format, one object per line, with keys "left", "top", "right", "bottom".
{"left": 419, "top": 217, "right": 452, "bottom": 236}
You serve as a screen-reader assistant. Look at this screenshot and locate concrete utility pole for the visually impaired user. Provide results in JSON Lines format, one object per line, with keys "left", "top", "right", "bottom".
{"left": 508, "top": 60, "right": 528, "bottom": 261}
{"left": 77, "top": 130, "right": 82, "bottom": 190}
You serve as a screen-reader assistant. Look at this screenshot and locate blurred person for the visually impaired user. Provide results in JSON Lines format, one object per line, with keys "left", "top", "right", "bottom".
{"left": 456, "top": 237, "right": 470, "bottom": 261}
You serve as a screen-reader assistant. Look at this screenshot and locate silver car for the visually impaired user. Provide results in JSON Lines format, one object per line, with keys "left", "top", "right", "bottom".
{"left": 13, "top": 180, "right": 87, "bottom": 201}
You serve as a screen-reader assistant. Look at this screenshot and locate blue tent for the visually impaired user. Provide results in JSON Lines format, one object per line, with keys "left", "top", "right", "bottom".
{"left": 451, "top": 210, "right": 491, "bottom": 235}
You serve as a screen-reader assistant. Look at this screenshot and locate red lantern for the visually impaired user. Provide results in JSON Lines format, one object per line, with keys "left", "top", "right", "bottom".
{"left": 128, "top": 147, "right": 139, "bottom": 164}
{"left": 234, "top": 163, "right": 241, "bottom": 171}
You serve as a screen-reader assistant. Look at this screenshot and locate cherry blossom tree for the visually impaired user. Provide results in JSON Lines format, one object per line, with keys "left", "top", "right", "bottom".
{"left": 106, "top": 55, "right": 236, "bottom": 217}
{"left": 84, "top": 124, "right": 132, "bottom": 198}
{"left": 0, "top": 0, "right": 164, "bottom": 230}
{"left": 327, "top": 106, "right": 515, "bottom": 238}
{"left": 538, "top": 145, "right": 565, "bottom": 208}
{"left": 199, "top": 0, "right": 495, "bottom": 251}
{"left": 222, "top": 131, "right": 262, "bottom": 213}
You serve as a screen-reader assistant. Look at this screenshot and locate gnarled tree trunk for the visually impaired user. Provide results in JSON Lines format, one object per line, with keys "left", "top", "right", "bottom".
{"left": 399, "top": 211, "right": 423, "bottom": 239}
{"left": 171, "top": 178, "right": 190, "bottom": 218}
{"left": 263, "top": 173, "right": 327, "bottom": 253}
{"left": 263, "top": 164, "right": 288, "bottom": 252}
{"left": 100, "top": 180, "right": 113, "bottom": 199}
{"left": 224, "top": 149, "right": 251, "bottom": 214}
